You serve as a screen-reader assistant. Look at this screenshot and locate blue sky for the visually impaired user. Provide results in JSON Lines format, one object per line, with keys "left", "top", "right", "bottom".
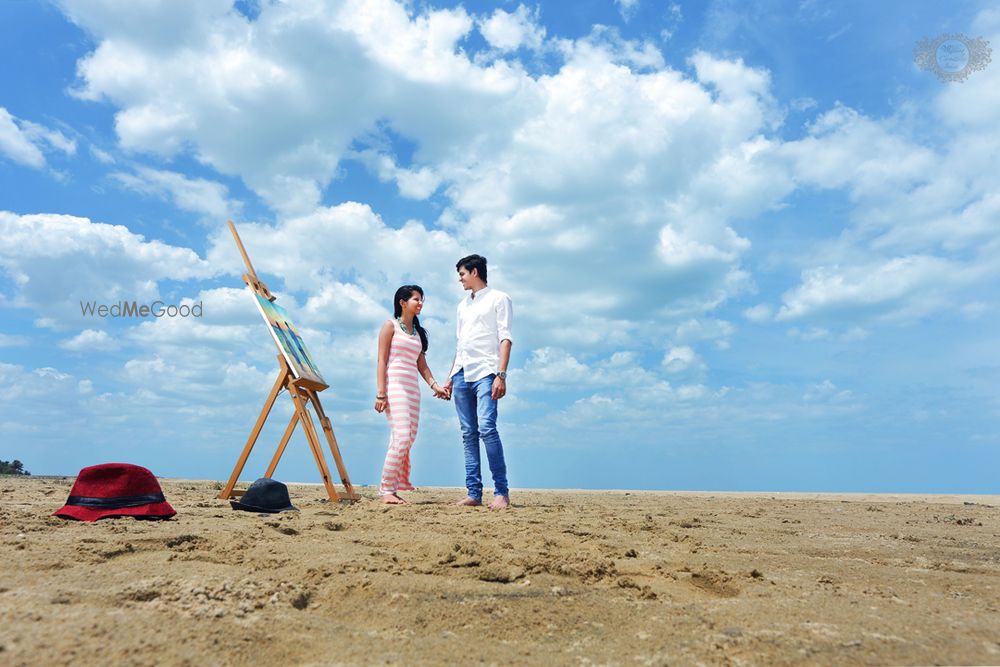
{"left": 1, "top": 0, "right": 998, "bottom": 493}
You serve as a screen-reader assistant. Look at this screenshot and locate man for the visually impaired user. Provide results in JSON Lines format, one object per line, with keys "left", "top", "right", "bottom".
{"left": 443, "top": 254, "right": 513, "bottom": 510}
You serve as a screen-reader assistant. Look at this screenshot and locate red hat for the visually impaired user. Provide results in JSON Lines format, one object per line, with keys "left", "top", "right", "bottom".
{"left": 53, "top": 463, "right": 176, "bottom": 521}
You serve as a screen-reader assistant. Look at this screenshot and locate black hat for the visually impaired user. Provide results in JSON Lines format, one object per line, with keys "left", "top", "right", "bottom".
{"left": 230, "top": 478, "right": 298, "bottom": 513}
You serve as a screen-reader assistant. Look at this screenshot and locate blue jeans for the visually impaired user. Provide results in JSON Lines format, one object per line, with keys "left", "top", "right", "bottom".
{"left": 452, "top": 369, "right": 509, "bottom": 500}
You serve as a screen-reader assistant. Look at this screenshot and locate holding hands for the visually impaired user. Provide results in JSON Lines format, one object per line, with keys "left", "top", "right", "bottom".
{"left": 432, "top": 381, "right": 451, "bottom": 401}
{"left": 374, "top": 381, "right": 449, "bottom": 413}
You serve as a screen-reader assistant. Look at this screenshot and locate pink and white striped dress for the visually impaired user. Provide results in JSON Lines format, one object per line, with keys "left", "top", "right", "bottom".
{"left": 379, "top": 321, "right": 422, "bottom": 495}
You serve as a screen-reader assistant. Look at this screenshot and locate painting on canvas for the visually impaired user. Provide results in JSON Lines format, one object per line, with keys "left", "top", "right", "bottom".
{"left": 251, "top": 290, "right": 326, "bottom": 386}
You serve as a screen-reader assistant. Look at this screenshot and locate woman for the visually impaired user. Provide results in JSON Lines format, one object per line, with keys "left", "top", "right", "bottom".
{"left": 374, "top": 285, "right": 448, "bottom": 504}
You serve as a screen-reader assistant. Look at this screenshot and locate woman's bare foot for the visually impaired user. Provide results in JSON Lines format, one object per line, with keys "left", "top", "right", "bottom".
{"left": 454, "top": 496, "right": 482, "bottom": 507}
{"left": 381, "top": 493, "right": 408, "bottom": 505}
{"left": 489, "top": 495, "right": 510, "bottom": 510}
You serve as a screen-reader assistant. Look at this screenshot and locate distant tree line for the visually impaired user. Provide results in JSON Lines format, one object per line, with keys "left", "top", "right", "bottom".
{"left": 0, "top": 460, "right": 30, "bottom": 476}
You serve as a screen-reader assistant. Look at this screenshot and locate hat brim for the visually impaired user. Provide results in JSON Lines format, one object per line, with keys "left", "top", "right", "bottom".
{"left": 53, "top": 501, "right": 176, "bottom": 522}
{"left": 229, "top": 500, "right": 297, "bottom": 513}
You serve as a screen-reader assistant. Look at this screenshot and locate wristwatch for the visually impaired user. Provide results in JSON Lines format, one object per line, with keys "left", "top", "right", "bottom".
{"left": 497, "top": 371, "right": 507, "bottom": 380}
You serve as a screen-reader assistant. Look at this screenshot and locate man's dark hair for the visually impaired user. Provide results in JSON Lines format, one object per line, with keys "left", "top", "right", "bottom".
{"left": 456, "top": 254, "right": 487, "bottom": 283}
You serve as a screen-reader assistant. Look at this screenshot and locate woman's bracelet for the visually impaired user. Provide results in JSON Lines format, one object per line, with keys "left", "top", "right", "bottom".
{"left": 429, "top": 380, "right": 438, "bottom": 388}
{"left": 375, "top": 393, "right": 387, "bottom": 400}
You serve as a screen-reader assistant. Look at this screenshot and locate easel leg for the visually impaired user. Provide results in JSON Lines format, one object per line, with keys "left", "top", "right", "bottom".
{"left": 306, "top": 389, "right": 358, "bottom": 500}
{"left": 219, "top": 363, "right": 290, "bottom": 500}
{"left": 288, "top": 384, "right": 341, "bottom": 503}
{"left": 264, "top": 411, "right": 300, "bottom": 478}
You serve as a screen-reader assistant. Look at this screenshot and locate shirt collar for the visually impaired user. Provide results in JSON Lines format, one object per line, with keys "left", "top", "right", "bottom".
{"left": 469, "top": 285, "right": 491, "bottom": 302}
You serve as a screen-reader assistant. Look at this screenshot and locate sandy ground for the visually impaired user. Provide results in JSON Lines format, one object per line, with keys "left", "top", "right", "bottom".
{"left": 1, "top": 477, "right": 999, "bottom": 666}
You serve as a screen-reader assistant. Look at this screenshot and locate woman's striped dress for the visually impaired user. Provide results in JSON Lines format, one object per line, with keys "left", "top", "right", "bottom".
{"left": 379, "top": 321, "right": 422, "bottom": 495}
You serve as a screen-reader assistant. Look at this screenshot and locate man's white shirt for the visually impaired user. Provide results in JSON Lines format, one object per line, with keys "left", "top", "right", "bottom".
{"left": 449, "top": 286, "right": 513, "bottom": 383}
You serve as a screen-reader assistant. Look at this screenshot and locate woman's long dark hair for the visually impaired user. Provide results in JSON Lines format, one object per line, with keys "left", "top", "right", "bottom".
{"left": 393, "top": 285, "right": 428, "bottom": 352}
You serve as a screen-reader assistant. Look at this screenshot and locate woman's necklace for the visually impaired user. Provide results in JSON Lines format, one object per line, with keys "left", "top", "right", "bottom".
{"left": 397, "top": 317, "right": 416, "bottom": 336}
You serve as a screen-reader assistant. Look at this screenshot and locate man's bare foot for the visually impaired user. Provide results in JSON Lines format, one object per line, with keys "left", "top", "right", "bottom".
{"left": 381, "top": 493, "right": 408, "bottom": 505}
{"left": 489, "top": 495, "right": 510, "bottom": 510}
{"left": 454, "top": 496, "right": 482, "bottom": 507}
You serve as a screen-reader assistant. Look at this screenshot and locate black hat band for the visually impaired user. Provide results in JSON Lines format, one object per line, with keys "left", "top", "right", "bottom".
{"left": 65, "top": 493, "right": 167, "bottom": 509}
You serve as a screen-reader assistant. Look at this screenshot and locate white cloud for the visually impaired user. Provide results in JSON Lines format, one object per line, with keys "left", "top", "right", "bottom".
{"left": 556, "top": 26, "right": 666, "bottom": 70}
{"left": 337, "top": 0, "right": 480, "bottom": 84}
{"left": 677, "top": 383, "right": 707, "bottom": 400}
{"left": 127, "top": 315, "right": 255, "bottom": 349}
{"left": 0, "top": 211, "right": 215, "bottom": 327}
{"left": 522, "top": 347, "right": 592, "bottom": 386}
{"left": 743, "top": 304, "right": 772, "bottom": 323}
{"left": 21, "top": 120, "right": 76, "bottom": 156}
{"left": 59, "top": 329, "right": 120, "bottom": 352}
{"left": 763, "top": 31, "right": 1000, "bottom": 331}
{"left": 436, "top": 40, "right": 777, "bottom": 329}
{"left": 206, "top": 203, "right": 463, "bottom": 296}
{"left": 112, "top": 166, "right": 239, "bottom": 219}
{"left": 26, "top": 0, "right": 999, "bottom": 465}
{"left": 354, "top": 150, "right": 442, "bottom": 200}
{"left": 0, "top": 353, "right": 284, "bottom": 478}
{"left": 90, "top": 145, "right": 115, "bottom": 163}
{"left": 184, "top": 287, "right": 261, "bottom": 326}
{"left": 840, "top": 327, "right": 869, "bottom": 342}
{"left": 660, "top": 3, "right": 684, "bottom": 41}
{"left": 58, "top": 0, "right": 234, "bottom": 53}
{"left": 200, "top": 206, "right": 465, "bottom": 388}
{"left": 778, "top": 104, "right": 935, "bottom": 197}
{"left": 552, "top": 372, "right": 865, "bottom": 439}
{"left": 519, "top": 347, "right": 669, "bottom": 394}
{"left": 0, "top": 364, "right": 70, "bottom": 403}
{"left": 674, "top": 318, "right": 735, "bottom": 347}
{"left": 615, "top": 0, "right": 641, "bottom": 22}
{"left": 790, "top": 96, "right": 817, "bottom": 112}
{"left": 933, "top": 22, "right": 1000, "bottom": 132}
{"left": 58, "top": 0, "right": 799, "bottom": 345}
{"left": 0, "top": 109, "right": 45, "bottom": 168}
{"left": 787, "top": 326, "right": 829, "bottom": 341}
{"left": 0, "top": 107, "right": 76, "bottom": 169}
{"left": 479, "top": 5, "right": 545, "bottom": 52}
{"left": 691, "top": 51, "right": 774, "bottom": 109}
{"left": 657, "top": 224, "right": 748, "bottom": 268}
{"left": 776, "top": 256, "right": 965, "bottom": 322}
{"left": 63, "top": 0, "right": 529, "bottom": 216}
{"left": 301, "top": 281, "right": 389, "bottom": 327}
{"left": 803, "top": 379, "right": 854, "bottom": 403}
{"left": 0, "top": 333, "right": 29, "bottom": 347}
{"left": 961, "top": 302, "right": 990, "bottom": 320}
{"left": 662, "top": 345, "right": 703, "bottom": 375}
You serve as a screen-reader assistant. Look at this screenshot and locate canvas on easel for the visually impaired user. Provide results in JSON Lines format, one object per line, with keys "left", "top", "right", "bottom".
{"left": 251, "top": 292, "right": 326, "bottom": 386}
{"left": 218, "top": 220, "right": 358, "bottom": 503}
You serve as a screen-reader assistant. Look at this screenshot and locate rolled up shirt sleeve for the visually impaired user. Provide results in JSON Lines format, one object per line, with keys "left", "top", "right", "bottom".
{"left": 495, "top": 293, "right": 513, "bottom": 344}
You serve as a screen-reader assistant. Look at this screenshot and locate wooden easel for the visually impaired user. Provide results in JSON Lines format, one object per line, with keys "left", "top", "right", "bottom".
{"left": 218, "top": 220, "right": 358, "bottom": 503}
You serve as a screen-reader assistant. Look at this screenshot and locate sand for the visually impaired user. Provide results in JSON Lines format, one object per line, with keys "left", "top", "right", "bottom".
{"left": 1, "top": 476, "right": 999, "bottom": 666}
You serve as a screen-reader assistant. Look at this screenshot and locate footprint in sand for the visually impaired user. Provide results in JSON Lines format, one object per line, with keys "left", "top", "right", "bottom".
{"left": 265, "top": 521, "right": 298, "bottom": 536}
{"left": 689, "top": 569, "right": 740, "bottom": 597}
